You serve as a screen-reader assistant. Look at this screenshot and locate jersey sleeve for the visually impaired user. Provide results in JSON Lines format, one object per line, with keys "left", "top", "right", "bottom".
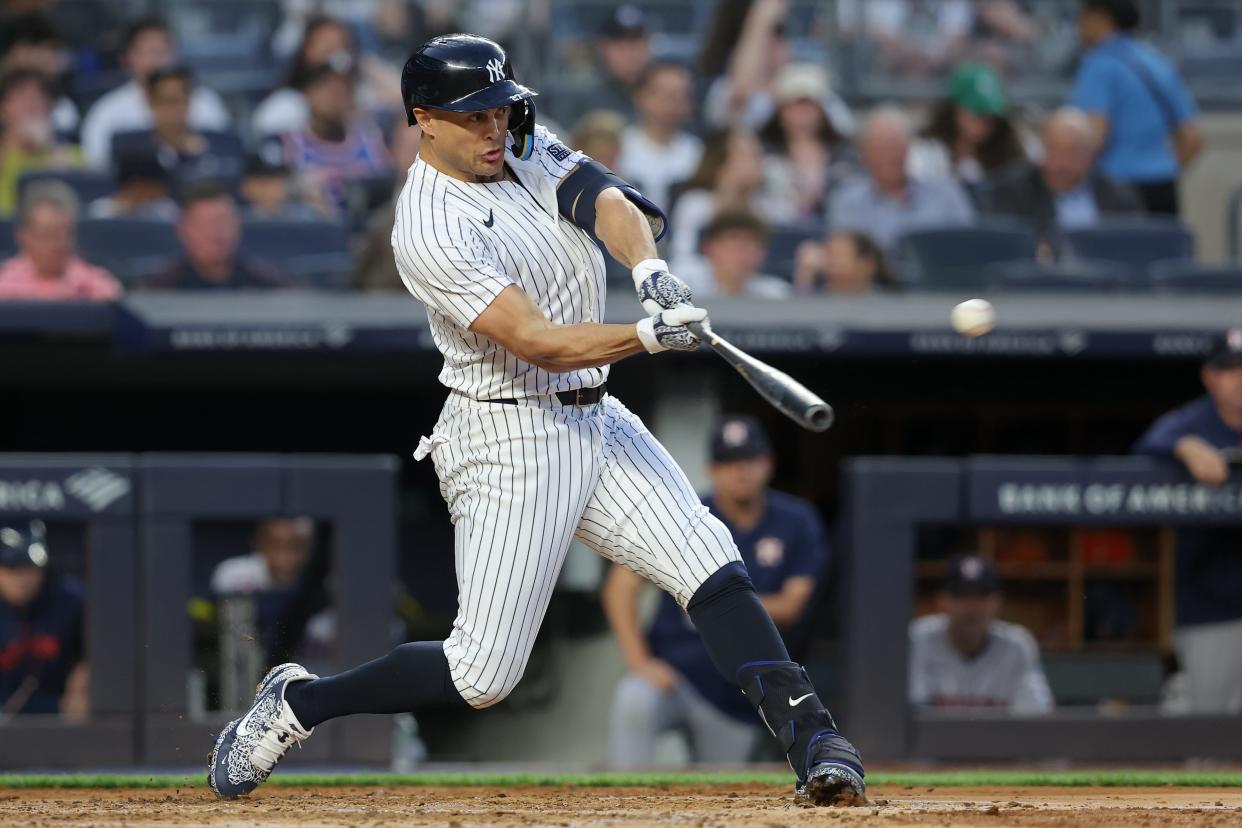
{"left": 392, "top": 202, "right": 514, "bottom": 330}
{"left": 1131, "top": 403, "right": 1197, "bottom": 457}
{"left": 522, "top": 124, "right": 587, "bottom": 186}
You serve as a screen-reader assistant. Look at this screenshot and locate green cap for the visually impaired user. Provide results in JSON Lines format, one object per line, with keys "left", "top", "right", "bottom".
{"left": 948, "top": 62, "right": 1007, "bottom": 116}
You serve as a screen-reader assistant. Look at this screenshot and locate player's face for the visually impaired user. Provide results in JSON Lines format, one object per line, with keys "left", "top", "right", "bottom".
{"left": 939, "top": 591, "right": 1000, "bottom": 651}
{"left": 419, "top": 106, "right": 511, "bottom": 182}
{"left": 710, "top": 455, "right": 773, "bottom": 503}
{"left": 0, "top": 565, "right": 44, "bottom": 609}
{"left": 1204, "top": 364, "right": 1242, "bottom": 419}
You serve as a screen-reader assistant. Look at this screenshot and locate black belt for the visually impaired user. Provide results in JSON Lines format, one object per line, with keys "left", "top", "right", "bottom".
{"left": 468, "top": 384, "right": 607, "bottom": 407}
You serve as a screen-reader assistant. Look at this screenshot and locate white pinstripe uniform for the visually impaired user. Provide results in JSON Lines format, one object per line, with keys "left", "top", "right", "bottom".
{"left": 393, "top": 124, "right": 740, "bottom": 708}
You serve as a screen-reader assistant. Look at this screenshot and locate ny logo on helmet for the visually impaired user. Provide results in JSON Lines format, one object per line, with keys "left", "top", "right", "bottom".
{"left": 486, "top": 58, "right": 505, "bottom": 83}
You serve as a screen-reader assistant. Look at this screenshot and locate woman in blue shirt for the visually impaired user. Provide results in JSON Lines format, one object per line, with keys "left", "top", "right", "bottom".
{"left": 1070, "top": 0, "right": 1203, "bottom": 216}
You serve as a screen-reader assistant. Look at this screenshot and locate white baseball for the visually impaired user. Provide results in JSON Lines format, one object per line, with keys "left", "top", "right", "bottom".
{"left": 951, "top": 298, "right": 995, "bottom": 337}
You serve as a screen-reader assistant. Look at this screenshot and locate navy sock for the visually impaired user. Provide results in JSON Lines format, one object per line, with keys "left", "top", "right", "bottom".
{"left": 284, "top": 641, "right": 467, "bottom": 728}
{"left": 686, "top": 561, "right": 790, "bottom": 684}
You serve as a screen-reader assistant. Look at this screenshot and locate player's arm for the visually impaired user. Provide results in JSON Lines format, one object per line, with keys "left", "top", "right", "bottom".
{"left": 759, "top": 576, "right": 816, "bottom": 628}
{"left": 469, "top": 284, "right": 705, "bottom": 371}
{"left": 600, "top": 564, "right": 677, "bottom": 692}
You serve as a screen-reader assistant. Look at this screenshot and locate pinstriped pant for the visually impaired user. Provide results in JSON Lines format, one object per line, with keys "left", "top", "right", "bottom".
{"left": 427, "top": 392, "right": 740, "bottom": 708}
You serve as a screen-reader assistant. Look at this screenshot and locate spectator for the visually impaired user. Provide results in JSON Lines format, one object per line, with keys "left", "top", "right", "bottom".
{"left": 239, "top": 150, "right": 320, "bottom": 222}
{"left": 0, "top": 68, "right": 82, "bottom": 216}
{"left": 87, "top": 146, "right": 178, "bottom": 221}
{"left": 212, "top": 518, "right": 314, "bottom": 644}
{"left": 144, "top": 180, "right": 288, "bottom": 291}
{"left": 0, "top": 521, "right": 88, "bottom": 720}
{"left": 692, "top": 207, "right": 789, "bottom": 299}
{"left": 669, "top": 128, "right": 786, "bottom": 277}
{"left": 985, "top": 107, "right": 1142, "bottom": 251}
{"left": 907, "top": 62, "right": 1029, "bottom": 199}
{"left": 616, "top": 60, "right": 701, "bottom": 214}
{"left": 78, "top": 15, "right": 230, "bottom": 169}
{"left": 109, "top": 66, "right": 244, "bottom": 188}
{"left": 758, "top": 63, "right": 858, "bottom": 222}
{"left": 254, "top": 14, "right": 402, "bottom": 140}
{"left": 1133, "top": 330, "right": 1242, "bottom": 714}
{"left": 828, "top": 108, "right": 975, "bottom": 250}
{"left": 0, "top": 12, "right": 77, "bottom": 137}
{"left": 605, "top": 416, "right": 828, "bottom": 766}
{"left": 837, "top": 0, "right": 973, "bottom": 78}
{"left": 279, "top": 54, "right": 391, "bottom": 220}
{"left": 559, "top": 5, "right": 648, "bottom": 123}
{"left": 0, "top": 181, "right": 120, "bottom": 300}
{"left": 909, "top": 555, "right": 1054, "bottom": 713}
{"left": 701, "top": 0, "right": 854, "bottom": 135}
{"left": 1070, "top": 0, "right": 1202, "bottom": 216}
{"left": 570, "top": 109, "right": 626, "bottom": 172}
{"left": 793, "top": 230, "right": 898, "bottom": 294}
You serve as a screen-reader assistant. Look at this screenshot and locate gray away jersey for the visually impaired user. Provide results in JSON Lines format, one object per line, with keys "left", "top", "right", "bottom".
{"left": 908, "top": 614, "right": 1054, "bottom": 714}
{"left": 392, "top": 124, "right": 608, "bottom": 400}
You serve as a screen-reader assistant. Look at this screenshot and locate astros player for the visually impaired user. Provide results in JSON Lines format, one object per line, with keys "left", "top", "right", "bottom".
{"left": 208, "top": 34, "right": 865, "bottom": 805}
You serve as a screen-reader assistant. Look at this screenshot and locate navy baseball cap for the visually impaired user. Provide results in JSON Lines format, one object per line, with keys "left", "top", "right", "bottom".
{"left": 1205, "top": 328, "right": 1242, "bottom": 369}
{"left": 599, "top": 5, "right": 647, "bottom": 38}
{"left": 943, "top": 555, "right": 999, "bottom": 595}
{"left": 0, "top": 521, "right": 49, "bottom": 568}
{"left": 710, "top": 415, "right": 772, "bottom": 463}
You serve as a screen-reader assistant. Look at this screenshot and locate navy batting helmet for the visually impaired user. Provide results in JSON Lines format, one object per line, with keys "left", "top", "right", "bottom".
{"left": 401, "top": 34, "right": 538, "bottom": 159}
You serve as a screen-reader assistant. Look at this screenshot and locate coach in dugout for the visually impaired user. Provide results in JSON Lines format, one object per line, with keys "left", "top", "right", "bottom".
{"left": 909, "top": 555, "right": 1054, "bottom": 714}
{"left": 603, "top": 415, "right": 827, "bottom": 766}
{"left": 1133, "top": 329, "right": 1242, "bottom": 714}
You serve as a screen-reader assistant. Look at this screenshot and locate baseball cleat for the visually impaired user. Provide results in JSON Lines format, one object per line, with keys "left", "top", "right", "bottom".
{"left": 797, "top": 730, "right": 867, "bottom": 806}
{"left": 208, "top": 662, "right": 317, "bottom": 799}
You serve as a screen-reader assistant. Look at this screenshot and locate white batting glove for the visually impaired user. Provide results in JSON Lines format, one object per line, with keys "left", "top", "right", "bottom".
{"left": 636, "top": 305, "right": 708, "bottom": 354}
{"left": 632, "top": 258, "right": 694, "bottom": 316}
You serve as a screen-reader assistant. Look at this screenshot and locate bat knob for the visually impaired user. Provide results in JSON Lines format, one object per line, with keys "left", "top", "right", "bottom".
{"left": 806, "top": 405, "right": 834, "bottom": 432}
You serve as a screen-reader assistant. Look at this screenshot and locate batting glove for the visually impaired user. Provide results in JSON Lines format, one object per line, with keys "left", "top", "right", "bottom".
{"left": 632, "top": 258, "right": 694, "bottom": 316}
{"left": 636, "top": 305, "right": 708, "bottom": 354}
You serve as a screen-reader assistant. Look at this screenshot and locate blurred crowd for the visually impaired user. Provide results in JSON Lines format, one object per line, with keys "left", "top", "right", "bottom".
{"left": 0, "top": 0, "right": 1221, "bottom": 302}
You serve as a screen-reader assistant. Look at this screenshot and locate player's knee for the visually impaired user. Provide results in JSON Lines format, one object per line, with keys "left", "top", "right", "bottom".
{"left": 611, "top": 673, "right": 664, "bottom": 726}
{"left": 686, "top": 560, "right": 755, "bottom": 612}
{"left": 456, "top": 661, "right": 527, "bottom": 709}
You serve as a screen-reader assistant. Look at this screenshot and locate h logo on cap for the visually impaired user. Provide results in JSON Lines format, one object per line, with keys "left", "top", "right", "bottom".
{"left": 486, "top": 58, "right": 505, "bottom": 84}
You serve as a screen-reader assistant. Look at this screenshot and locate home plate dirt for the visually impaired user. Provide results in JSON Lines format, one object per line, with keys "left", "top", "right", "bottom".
{"left": 5, "top": 785, "right": 1242, "bottom": 827}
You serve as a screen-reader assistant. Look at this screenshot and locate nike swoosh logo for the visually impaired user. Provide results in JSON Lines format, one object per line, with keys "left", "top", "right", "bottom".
{"left": 483, "top": 209, "right": 494, "bottom": 228}
{"left": 234, "top": 705, "right": 259, "bottom": 737}
{"left": 789, "top": 693, "right": 814, "bottom": 707}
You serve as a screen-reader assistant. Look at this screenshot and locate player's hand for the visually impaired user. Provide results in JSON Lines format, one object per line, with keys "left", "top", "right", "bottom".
{"left": 635, "top": 658, "right": 679, "bottom": 693}
{"left": 1176, "top": 436, "right": 1230, "bottom": 487}
{"left": 636, "top": 305, "right": 708, "bottom": 353}
{"left": 632, "top": 258, "right": 694, "bottom": 315}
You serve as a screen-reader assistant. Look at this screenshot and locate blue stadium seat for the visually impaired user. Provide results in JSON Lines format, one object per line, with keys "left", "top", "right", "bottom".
{"left": 1063, "top": 218, "right": 1194, "bottom": 278}
{"left": 75, "top": 218, "right": 180, "bottom": 283}
{"left": 895, "top": 220, "right": 1039, "bottom": 289}
{"left": 763, "top": 222, "right": 824, "bottom": 280}
{"left": 1148, "top": 260, "right": 1242, "bottom": 293}
{"left": 0, "top": 219, "right": 14, "bottom": 260}
{"left": 18, "top": 169, "right": 117, "bottom": 207}
{"left": 241, "top": 219, "right": 351, "bottom": 289}
{"left": 990, "top": 261, "right": 1129, "bottom": 292}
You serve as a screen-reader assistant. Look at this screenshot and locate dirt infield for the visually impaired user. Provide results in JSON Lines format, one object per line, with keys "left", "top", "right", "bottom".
{"left": 5, "top": 784, "right": 1242, "bottom": 827}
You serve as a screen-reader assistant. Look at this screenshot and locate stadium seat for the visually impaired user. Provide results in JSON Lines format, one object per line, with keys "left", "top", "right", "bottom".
{"left": 763, "top": 222, "right": 823, "bottom": 280}
{"left": 1148, "top": 259, "right": 1242, "bottom": 293}
{"left": 18, "top": 168, "right": 117, "bottom": 207}
{"left": 1062, "top": 218, "right": 1194, "bottom": 279}
{"left": 895, "top": 220, "right": 1039, "bottom": 289}
{"left": 241, "top": 219, "right": 351, "bottom": 288}
{"left": 75, "top": 218, "right": 180, "bottom": 284}
{"left": 990, "top": 261, "right": 1129, "bottom": 292}
{"left": 0, "top": 219, "right": 14, "bottom": 260}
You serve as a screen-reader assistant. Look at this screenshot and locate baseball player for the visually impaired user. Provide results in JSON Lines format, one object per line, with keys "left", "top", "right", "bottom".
{"left": 208, "top": 34, "right": 864, "bottom": 805}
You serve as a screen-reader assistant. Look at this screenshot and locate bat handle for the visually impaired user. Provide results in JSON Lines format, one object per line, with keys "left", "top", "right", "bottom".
{"left": 686, "top": 320, "right": 714, "bottom": 346}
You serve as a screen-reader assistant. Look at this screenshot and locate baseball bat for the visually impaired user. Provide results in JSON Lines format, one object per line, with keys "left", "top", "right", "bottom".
{"left": 687, "top": 321, "right": 834, "bottom": 432}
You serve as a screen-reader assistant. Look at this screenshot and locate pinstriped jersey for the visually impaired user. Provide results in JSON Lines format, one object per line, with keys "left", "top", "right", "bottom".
{"left": 392, "top": 125, "right": 608, "bottom": 400}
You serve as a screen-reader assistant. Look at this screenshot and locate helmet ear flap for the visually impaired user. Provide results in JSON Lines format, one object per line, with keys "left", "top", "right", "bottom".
{"left": 509, "top": 98, "right": 536, "bottom": 160}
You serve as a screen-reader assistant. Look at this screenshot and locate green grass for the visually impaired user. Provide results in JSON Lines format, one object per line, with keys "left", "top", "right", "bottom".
{"left": 2, "top": 770, "right": 1242, "bottom": 790}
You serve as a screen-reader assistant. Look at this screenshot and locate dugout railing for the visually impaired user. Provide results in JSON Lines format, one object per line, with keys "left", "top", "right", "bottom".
{"left": 840, "top": 456, "right": 1242, "bottom": 761}
{"left": 0, "top": 453, "right": 398, "bottom": 770}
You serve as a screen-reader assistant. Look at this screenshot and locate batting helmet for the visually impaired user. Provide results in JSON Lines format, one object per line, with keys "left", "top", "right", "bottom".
{"left": 401, "top": 34, "right": 538, "bottom": 159}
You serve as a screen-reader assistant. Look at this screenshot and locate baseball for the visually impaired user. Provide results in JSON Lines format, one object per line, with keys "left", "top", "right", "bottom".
{"left": 951, "top": 298, "right": 996, "bottom": 337}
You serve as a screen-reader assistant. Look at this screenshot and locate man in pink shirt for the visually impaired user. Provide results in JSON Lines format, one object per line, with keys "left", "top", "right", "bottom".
{"left": 0, "top": 181, "right": 122, "bottom": 300}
